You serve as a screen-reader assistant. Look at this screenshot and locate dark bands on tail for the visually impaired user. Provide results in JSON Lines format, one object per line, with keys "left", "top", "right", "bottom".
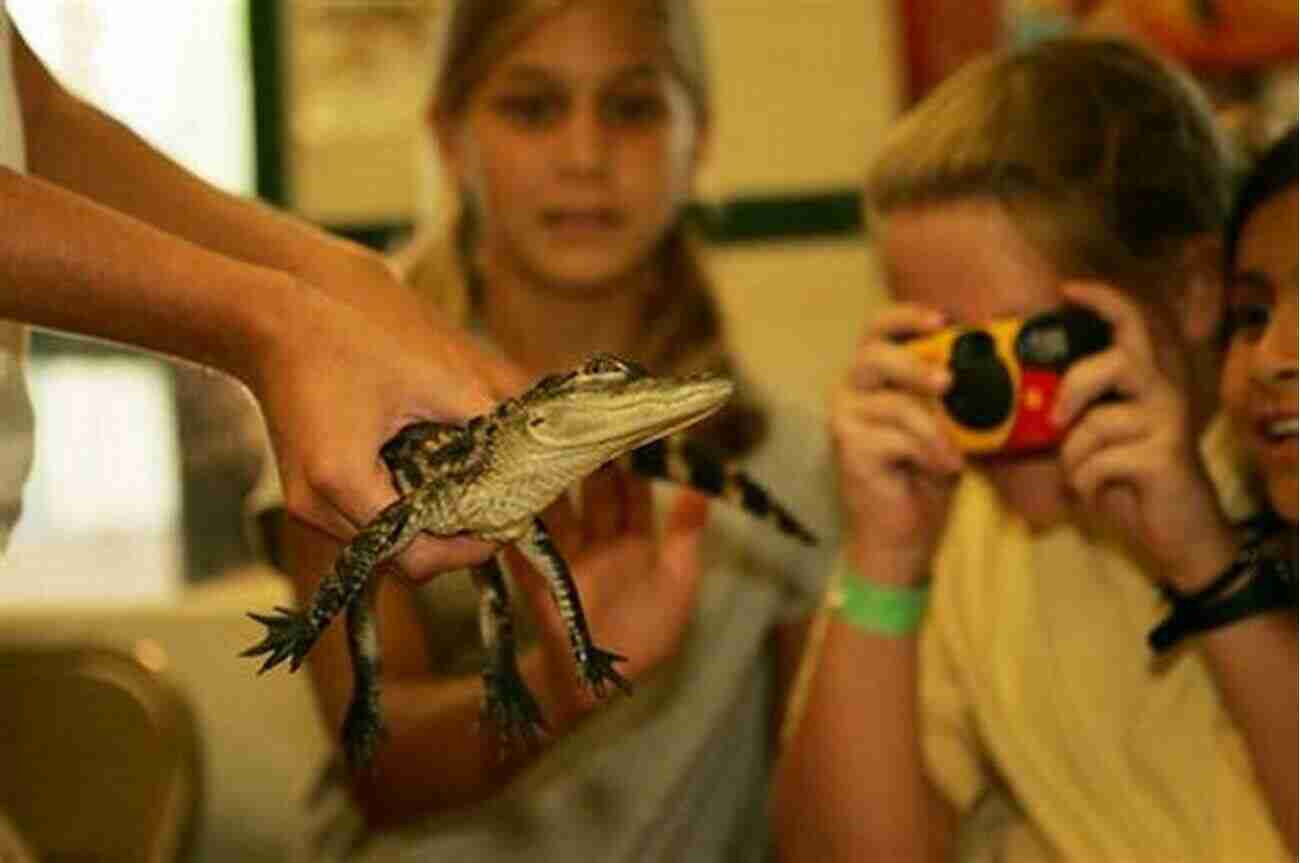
{"left": 627, "top": 437, "right": 669, "bottom": 479}
{"left": 623, "top": 437, "right": 817, "bottom": 545}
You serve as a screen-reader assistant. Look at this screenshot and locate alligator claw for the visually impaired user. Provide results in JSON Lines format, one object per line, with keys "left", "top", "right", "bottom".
{"left": 581, "top": 645, "right": 631, "bottom": 699}
{"left": 241, "top": 606, "right": 316, "bottom": 674}
{"left": 482, "top": 666, "right": 549, "bottom": 751}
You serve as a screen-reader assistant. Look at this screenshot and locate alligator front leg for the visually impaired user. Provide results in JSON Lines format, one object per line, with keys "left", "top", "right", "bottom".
{"left": 514, "top": 517, "right": 630, "bottom": 698}
{"left": 340, "top": 571, "right": 388, "bottom": 771}
{"left": 474, "top": 555, "right": 547, "bottom": 750}
{"left": 242, "top": 495, "right": 424, "bottom": 674}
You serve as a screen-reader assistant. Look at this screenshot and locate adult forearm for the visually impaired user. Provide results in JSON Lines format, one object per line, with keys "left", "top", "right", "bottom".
{"left": 773, "top": 619, "right": 953, "bottom": 862}
{"left": 0, "top": 166, "right": 286, "bottom": 383}
{"left": 20, "top": 82, "right": 426, "bottom": 329}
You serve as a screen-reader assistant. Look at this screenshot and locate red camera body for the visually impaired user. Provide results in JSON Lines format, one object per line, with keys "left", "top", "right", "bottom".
{"left": 906, "top": 306, "right": 1112, "bottom": 456}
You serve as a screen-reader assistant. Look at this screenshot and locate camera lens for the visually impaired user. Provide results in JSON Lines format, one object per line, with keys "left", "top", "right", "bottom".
{"left": 943, "top": 330, "right": 1014, "bottom": 430}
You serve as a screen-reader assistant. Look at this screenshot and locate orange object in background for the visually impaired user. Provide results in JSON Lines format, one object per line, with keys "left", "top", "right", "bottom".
{"left": 1119, "top": 0, "right": 1298, "bottom": 69}
{"left": 899, "top": 0, "right": 1004, "bottom": 103}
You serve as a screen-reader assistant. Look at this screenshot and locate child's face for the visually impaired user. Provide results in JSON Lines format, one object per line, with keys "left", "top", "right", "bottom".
{"left": 880, "top": 198, "right": 1083, "bottom": 529}
{"left": 439, "top": 1, "right": 703, "bottom": 293}
{"left": 1220, "top": 187, "right": 1298, "bottom": 523}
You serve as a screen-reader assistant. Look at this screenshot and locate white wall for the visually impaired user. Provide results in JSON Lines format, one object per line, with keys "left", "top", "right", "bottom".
{"left": 701, "top": 0, "right": 901, "bottom": 404}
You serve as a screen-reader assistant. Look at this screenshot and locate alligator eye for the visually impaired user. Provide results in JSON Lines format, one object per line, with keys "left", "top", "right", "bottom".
{"left": 530, "top": 417, "right": 546, "bottom": 427}
{"left": 586, "top": 354, "right": 623, "bottom": 374}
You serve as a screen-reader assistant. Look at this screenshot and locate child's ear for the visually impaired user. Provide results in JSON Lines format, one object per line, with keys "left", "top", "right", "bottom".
{"left": 1172, "top": 232, "right": 1224, "bottom": 345}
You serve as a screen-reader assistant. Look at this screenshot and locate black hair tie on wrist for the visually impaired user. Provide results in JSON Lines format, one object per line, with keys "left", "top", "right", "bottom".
{"left": 1149, "top": 513, "right": 1297, "bottom": 653}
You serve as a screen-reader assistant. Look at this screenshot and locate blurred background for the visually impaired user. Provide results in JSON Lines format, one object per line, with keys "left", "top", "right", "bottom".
{"left": 1, "top": 0, "right": 901, "bottom": 607}
{"left": 2, "top": 0, "right": 1295, "bottom": 608}
{"left": 0, "top": 2, "right": 1292, "bottom": 860}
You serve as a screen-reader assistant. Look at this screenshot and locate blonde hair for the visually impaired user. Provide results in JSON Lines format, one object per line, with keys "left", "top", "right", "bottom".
{"left": 406, "top": 0, "right": 764, "bottom": 456}
{"left": 867, "top": 38, "right": 1235, "bottom": 306}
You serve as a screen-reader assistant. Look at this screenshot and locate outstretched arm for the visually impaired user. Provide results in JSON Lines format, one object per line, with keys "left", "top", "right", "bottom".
{"left": 5, "top": 23, "right": 524, "bottom": 577}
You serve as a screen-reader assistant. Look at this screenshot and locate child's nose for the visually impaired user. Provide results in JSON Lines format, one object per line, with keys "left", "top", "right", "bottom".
{"left": 556, "top": 108, "right": 611, "bottom": 177}
{"left": 1252, "top": 302, "right": 1298, "bottom": 387}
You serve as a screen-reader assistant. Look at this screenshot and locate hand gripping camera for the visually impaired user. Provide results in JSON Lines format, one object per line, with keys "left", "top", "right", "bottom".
{"left": 906, "top": 306, "right": 1112, "bottom": 456}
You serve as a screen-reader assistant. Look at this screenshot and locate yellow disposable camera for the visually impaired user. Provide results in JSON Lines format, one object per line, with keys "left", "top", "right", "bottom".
{"left": 906, "top": 306, "right": 1111, "bottom": 456}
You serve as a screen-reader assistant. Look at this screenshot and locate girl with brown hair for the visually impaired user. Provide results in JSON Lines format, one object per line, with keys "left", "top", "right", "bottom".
{"left": 287, "top": 2, "right": 836, "bottom": 859}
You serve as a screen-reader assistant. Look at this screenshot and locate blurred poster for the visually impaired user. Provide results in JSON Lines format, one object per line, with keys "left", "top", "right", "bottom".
{"left": 897, "top": 0, "right": 1004, "bottom": 104}
{"left": 285, "top": 1, "right": 437, "bottom": 225}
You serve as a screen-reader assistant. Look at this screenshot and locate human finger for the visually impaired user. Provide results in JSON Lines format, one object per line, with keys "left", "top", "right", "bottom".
{"left": 287, "top": 462, "right": 493, "bottom": 577}
{"left": 470, "top": 341, "right": 532, "bottom": 400}
{"left": 622, "top": 470, "right": 655, "bottom": 539}
{"left": 1059, "top": 401, "right": 1148, "bottom": 479}
{"left": 1052, "top": 346, "right": 1144, "bottom": 430}
{"left": 581, "top": 464, "right": 626, "bottom": 545}
{"left": 851, "top": 389, "right": 964, "bottom": 473}
{"left": 863, "top": 303, "right": 948, "bottom": 344}
{"left": 832, "top": 414, "right": 939, "bottom": 485}
{"left": 834, "top": 389, "right": 964, "bottom": 475}
{"left": 279, "top": 470, "right": 357, "bottom": 547}
{"left": 1066, "top": 439, "right": 1150, "bottom": 509}
{"left": 848, "top": 339, "right": 953, "bottom": 397}
{"left": 659, "top": 489, "right": 710, "bottom": 597}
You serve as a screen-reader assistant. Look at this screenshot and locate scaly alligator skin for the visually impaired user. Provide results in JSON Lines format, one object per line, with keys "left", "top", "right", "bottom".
{"left": 243, "top": 354, "right": 816, "bottom": 770}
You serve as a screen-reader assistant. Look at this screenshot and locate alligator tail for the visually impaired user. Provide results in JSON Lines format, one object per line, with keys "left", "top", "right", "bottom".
{"left": 622, "top": 436, "right": 817, "bottom": 545}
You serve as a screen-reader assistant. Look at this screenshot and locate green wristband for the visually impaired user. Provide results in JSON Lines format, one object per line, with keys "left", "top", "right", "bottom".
{"left": 833, "top": 555, "right": 930, "bottom": 636}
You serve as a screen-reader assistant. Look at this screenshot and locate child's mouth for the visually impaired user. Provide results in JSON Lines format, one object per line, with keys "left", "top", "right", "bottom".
{"left": 542, "top": 209, "right": 622, "bottom": 231}
{"left": 1256, "top": 416, "right": 1298, "bottom": 465}
{"left": 1261, "top": 417, "right": 1298, "bottom": 442}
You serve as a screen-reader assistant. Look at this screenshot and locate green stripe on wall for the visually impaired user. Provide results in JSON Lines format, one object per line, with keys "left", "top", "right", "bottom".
{"left": 692, "top": 190, "right": 864, "bottom": 244}
{"left": 329, "top": 190, "right": 865, "bottom": 252}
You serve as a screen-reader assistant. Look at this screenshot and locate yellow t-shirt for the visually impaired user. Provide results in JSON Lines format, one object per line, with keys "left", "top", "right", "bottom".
{"left": 920, "top": 472, "right": 1289, "bottom": 861}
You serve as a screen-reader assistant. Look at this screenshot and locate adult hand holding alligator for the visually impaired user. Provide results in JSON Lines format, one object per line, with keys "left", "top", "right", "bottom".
{"left": 1, "top": 14, "right": 526, "bottom": 580}
{"left": 251, "top": 281, "right": 526, "bottom": 580}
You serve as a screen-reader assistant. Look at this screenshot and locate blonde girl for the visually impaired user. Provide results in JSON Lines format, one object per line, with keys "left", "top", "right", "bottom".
{"left": 776, "top": 38, "right": 1295, "bottom": 861}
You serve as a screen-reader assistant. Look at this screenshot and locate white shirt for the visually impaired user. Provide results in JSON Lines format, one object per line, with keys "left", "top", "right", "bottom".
{"left": 0, "top": 3, "right": 36, "bottom": 554}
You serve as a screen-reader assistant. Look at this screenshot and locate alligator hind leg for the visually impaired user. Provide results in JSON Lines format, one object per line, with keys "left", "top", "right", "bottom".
{"left": 515, "top": 518, "right": 630, "bottom": 698}
{"left": 473, "top": 555, "right": 547, "bottom": 750}
{"left": 243, "top": 495, "right": 422, "bottom": 674}
{"left": 341, "top": 572, "right": 388, "bottom": 771}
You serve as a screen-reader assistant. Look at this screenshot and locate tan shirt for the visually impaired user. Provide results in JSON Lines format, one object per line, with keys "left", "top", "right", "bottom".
{"left": 0, "top": 5, "right": 35, "bottom": 554}
{"left": 402, "top": 401, "right": 833, "bottom": 863}
{"left": 297, "top": 227, "right": 839, "bottom": 861}
{"left": 920, "top": 469, "right": 1287, "bottom": 861}
{"left": 303, "top": 387, "right": 839, "bottom": 862}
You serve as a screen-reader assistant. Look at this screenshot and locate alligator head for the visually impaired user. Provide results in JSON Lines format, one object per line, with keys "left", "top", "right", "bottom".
{"left": 468, "top": 353, "right": 733, "bottom": 518}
